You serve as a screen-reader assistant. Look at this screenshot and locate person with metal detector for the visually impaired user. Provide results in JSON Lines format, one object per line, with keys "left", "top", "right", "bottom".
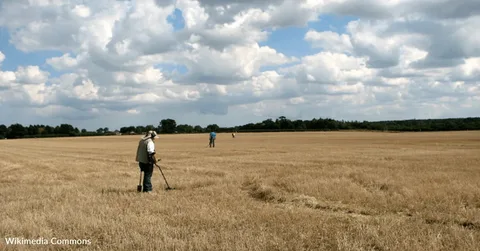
{"left": 135, "top": 130, "right": 159, "bottom": 193}
{"left": 209, "top": 130, "right": 216, "bottom": 148}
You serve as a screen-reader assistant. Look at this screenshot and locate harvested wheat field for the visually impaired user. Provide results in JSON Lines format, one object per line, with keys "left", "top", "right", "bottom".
{"left": 0, "top": 131, "right": 479, "bottom": 251}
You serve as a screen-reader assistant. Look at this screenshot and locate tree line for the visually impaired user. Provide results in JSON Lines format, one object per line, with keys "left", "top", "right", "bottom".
{"left": 1, "top": 116, "right": 479, "bottom": 139}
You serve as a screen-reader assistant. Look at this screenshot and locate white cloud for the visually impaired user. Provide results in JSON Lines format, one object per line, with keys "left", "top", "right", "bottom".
{"left": 304, "top": 30, "right": 353, "bottom": 54}
{"left": 0, "top": 0, "right": 479, "bottom": 129}
{"left": 0, "top": 71, "right": 16, "bottom": 87}
{"left": 283, "top": 52, "right": 374, "bottom": 84}
{"left": 72, "top": 4, "right": 91, "bottom": 18}
{"left": 126, "top": 109, "right": 139, "bottom": 114}
{"left": 14, "top": 66, "right": 49, "bottom": 84}
{"left": 46, "top": 53, "right": 79, "bottom": 70}
{"left": 175, "top": 43, "right": 296, "bottom": 84}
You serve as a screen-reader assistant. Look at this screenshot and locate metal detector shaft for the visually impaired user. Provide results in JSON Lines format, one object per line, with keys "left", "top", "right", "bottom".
{"left": 155, "top": 163, "right": 172, "bottom": 189}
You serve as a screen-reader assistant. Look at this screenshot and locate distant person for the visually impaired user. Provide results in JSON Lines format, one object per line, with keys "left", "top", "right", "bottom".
{"left": 135, "top": 130, "right": 159, "bottom": 193}
{"left": 209, "top": 130, "right": 216, "bottom": 148}
{"left": 232, "top": 132, "right": 235, "bottom": 138}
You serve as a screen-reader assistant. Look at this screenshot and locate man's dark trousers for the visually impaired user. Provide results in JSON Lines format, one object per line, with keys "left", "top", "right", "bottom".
{"left": 139, "top": 162, "right": 154, "bottom": 192}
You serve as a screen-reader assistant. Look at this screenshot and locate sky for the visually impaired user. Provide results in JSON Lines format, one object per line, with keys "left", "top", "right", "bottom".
{"left": 0, "top": 0, "right": 479, "bottom": 131}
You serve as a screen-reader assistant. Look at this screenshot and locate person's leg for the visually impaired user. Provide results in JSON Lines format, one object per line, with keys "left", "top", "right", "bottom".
{"left": 142, "top": 163, "right": 154, "bottom": 192}
{"left": 209, "top": 137, "right": 212, "bottom": 147}
{"left": 213, "top": 138, "right": 215, "bottom": 148}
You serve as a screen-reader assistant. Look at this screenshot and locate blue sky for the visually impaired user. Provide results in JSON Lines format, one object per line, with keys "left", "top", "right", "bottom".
{"left": 260, "top": 14, "right": 358, "bottom": 58}
{"left": 0, "top": 27, "right": 64, "bottom": 77}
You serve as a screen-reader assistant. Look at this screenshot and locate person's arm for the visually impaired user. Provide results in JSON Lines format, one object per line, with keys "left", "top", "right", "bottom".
{"left": 147, "top": 140, "right": 156, "bottom": 164}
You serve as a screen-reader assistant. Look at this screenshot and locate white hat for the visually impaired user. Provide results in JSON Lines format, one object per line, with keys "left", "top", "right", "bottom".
{"left": 143, "top": 130, "right": 159, "bottom": 139}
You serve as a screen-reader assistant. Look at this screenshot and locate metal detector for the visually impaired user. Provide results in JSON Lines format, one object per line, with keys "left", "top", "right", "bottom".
{"left": 154, "top": 159, "right": 174, "bottom": 190}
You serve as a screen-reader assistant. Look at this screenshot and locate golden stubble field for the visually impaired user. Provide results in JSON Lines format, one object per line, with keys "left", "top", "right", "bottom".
{"left": 0, "top": 131, "right": 479, "bottom": 251}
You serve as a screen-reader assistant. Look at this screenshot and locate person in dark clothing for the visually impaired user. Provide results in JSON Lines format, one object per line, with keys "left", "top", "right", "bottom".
{"left": 135, "top": 130, "right": 159, "bottom": 193}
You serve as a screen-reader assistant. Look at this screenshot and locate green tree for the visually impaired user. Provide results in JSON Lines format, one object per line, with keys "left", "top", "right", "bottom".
{"left": 206, "top": 124, "right": 220, "bottom": 132}
{"left": 7, "top": 124, "right": 27, "bottom": 138}
{"left": 293, "top": 120, "right": 307, "bottom": 131}
{"left": 135, "top": 126, "right": 146, "bottom": 134}
{"left": 159, "top": 119, "right": 177, "bottom": 134}
{"left": 262, "top": 119, "right": 279, "bottom": 130}
{"left": 120, "top": 126, "right": 136, "bottom": 134}
{"left": 276, "top": 116, "right": 294, "bottom": 130}
{"left": 0, "top": 124, "right": 7, "bottom": 138}
{"left": 145, "top": 125, "right": 155, "bottom": 132}
{"left": 55, "top": 124, "right": 75, "bottom": 135}
{"left": 44, "top": 125, "right": 54, "bottom": 134}
{"left": 27, "top": 125, "right": 37, "bottom": 136}
{"left": 176, "top": 124, "right": 194, "bottom": 133}
{"left": 193, "top": 125, "right": 203, "bottom": 133}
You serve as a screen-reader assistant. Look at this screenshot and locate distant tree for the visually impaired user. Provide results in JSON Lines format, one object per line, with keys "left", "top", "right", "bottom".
{"left": 7, "top": 124, "right": 27, "bottom": 138}
{"left": 176, "top": 124, "right": 194, "bottom": 133}
{"left": 38, "top": 126, "right": 46, "bottom": 135}
{"left": 206, "top": 124, "right": 220, "bottom": 132}
{"left": 0, "top": 124, "right": 7, "bottom": 138}
{"left": 53, "top": 124, "right": 75, "bottom": 135}
{"left": 135, "top": 126, "right": 146, "bottom": 134}
{"left": 325, "top": 118, "right": 339, "bottom": 130}
{"left": 159, "top": 119, "right": 177, "bottom": 134}
{"left": 44, "top": 125, "right": 54, "bottom": 134}
{"left": 120, "top": 126, "right": 136, "bottom": 134}
{"left": 145, "top": 125, "right": 155, "bottom": 132}
{"left": 27, "top": 125, "right": 36, "bottom": 136}
{"left": 1, "top": 117, "right": 480, "bottom": 139}
{"left": 193, "top": 125, "right": 203, "bottom": 133}
{"left": 262, "top": 119, "right": 279, "bottom": 130}
{"left": 276, "top": 116, "right": 294, "bottom": 130}
{"left": 293, "top": 120, "right": 307, "bottom": 131}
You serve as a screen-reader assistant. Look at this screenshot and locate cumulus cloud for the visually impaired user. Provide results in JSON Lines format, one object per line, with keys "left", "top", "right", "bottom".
{"left": 304, "top": 30, "right": 353, "bottom": 54}
{"left": 0, "top": 0, "right": 479, "bottom": 129}
{"left": 282, "top": 52, "right": 373, "bottom": 84}
{"left": 46, "top": 53, "right": 79, "bottom": 70}
{"left": 174, "top": 43, "right": 296, "bottom": 84}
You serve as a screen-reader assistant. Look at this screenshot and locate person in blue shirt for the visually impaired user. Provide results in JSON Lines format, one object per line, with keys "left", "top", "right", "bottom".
{"left": 209, "top": 130, "right": 216, "bottom": 148}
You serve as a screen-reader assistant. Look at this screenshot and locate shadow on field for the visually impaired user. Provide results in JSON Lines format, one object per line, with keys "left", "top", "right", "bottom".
{"left": 241, "top": 177, "right": 480, "bottom": 232}
{"left": 425, "top": 218, "right": 480, "bottom": 231}
{"left": 242, "top": 176, "right": 385, "bottom": 218}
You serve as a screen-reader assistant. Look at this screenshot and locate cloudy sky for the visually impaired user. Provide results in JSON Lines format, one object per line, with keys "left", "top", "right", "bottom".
{"left": 0, "top": 0, "right": 479, "bottom": 130}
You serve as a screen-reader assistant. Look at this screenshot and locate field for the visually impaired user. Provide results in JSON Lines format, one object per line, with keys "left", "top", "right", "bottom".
{"left": 1, "top": 131, "right": 479, "bottom": 250}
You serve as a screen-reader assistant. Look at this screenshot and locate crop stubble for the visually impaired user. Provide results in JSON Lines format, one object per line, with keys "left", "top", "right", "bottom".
{"left": 0, "top": 131, "right": 479, "bottom": 250}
